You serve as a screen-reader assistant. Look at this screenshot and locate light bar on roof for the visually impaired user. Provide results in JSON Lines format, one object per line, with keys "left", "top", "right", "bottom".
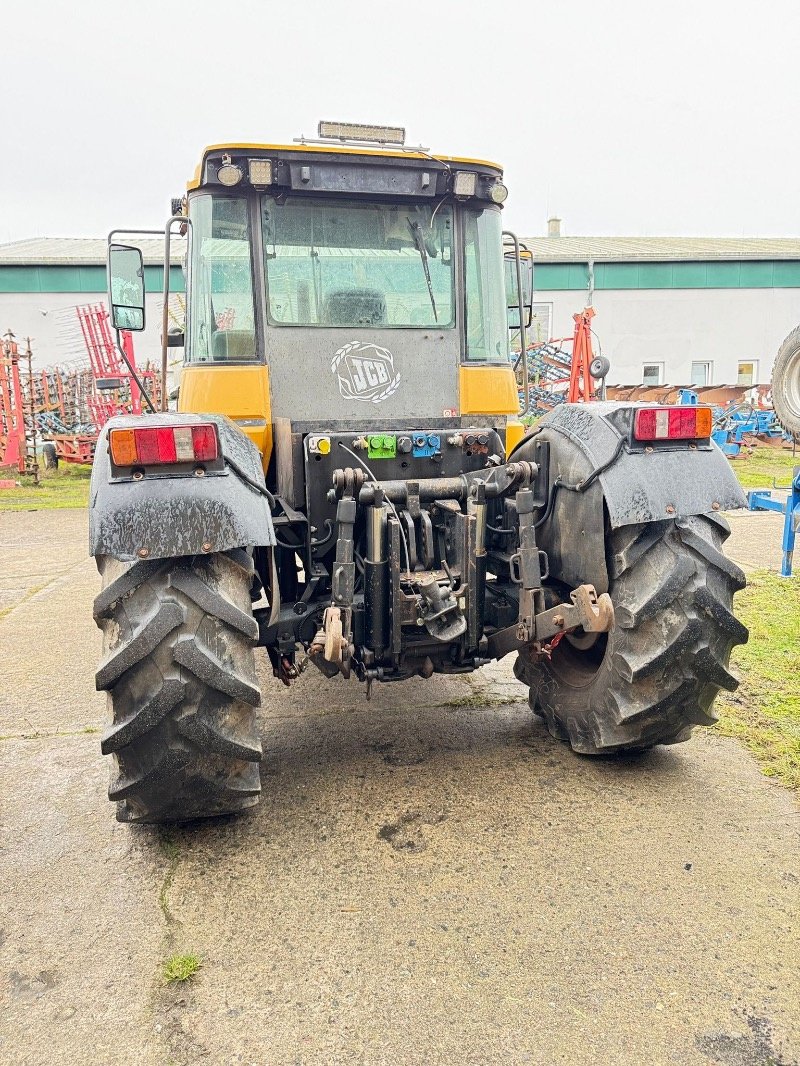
{"left": 318, "top": 121, "right": 405, "bottom": 145}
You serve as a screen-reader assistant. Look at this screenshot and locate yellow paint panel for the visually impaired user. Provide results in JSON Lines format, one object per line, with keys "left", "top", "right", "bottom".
{"left": 459, "top": 365, "right": 519, "bottom": 416}
{"left": 179, "top": 365, "right": 273, "bottom": 470}
{"left": 505, "top": 420, "right": 527, "bottom": 455}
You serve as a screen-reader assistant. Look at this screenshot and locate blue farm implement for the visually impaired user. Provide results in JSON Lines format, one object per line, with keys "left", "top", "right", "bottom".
{"left": 711, "top": 406, "right": 789, "bottom": 457}
{"left": 747, "top": 468, "right": 800, "bottom": 578}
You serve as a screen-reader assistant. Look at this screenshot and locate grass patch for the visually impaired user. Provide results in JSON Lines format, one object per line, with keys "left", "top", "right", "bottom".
{"left": 0, "top": 725, "right": 101, "bottom": 741}
{"left": 0, "top": 464, "right": 91, "bottom": 511}
{"left": 729, "top": 446, "right": 799, "bottom": 491}
{"left": 162, "top": 952, "right": 201, "bottom": 984}
{"left": 715, "top": 571, "right": 800, "bottom": 791}
{"left": 444, "top": 692, "right": 522, "bottom": 708}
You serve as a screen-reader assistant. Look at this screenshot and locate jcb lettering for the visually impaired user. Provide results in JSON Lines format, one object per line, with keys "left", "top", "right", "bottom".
{"left": 350, "top": 358, "right": 389, "bottom": 393}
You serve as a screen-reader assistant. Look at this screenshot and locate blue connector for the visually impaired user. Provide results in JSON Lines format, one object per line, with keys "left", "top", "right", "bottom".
{"left": 411, "top": 433, "right": 442, "bottom": 459}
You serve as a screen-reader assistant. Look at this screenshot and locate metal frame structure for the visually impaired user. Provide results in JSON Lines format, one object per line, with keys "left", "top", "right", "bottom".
{"left": 0, "top": 333, "right": 26, "bottom": 472}
{"left": 748, "top": 467, "right": 799, "bottom": 577}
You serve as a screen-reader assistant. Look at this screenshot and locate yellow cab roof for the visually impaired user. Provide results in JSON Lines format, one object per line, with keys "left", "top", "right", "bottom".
{"left": 187, "top": 142, "right": 503, "bottom": 191}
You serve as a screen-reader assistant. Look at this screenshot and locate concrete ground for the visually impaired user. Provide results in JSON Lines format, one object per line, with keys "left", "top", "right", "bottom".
{"left": 0, "top": 507, "right": 797, "bottom": 1066}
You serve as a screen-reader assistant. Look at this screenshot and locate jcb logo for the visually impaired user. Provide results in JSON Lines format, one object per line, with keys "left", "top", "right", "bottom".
{"left": 331, "top": 342, "right": 401, "bottom": 404}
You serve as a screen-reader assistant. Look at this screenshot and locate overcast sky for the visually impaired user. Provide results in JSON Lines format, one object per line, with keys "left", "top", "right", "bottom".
{"left": 2, "top": 0, "right": 799, "bottom": 243}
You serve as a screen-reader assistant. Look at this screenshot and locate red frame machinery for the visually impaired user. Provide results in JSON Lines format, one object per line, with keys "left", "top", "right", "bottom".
{"left": 48, "top": 305, "right": 160, "bottom": 463}
{"left": 522, "top": 306, "right": 599, "bottom": 410}
{"left": 0, "top": 334, "right": 26, "bottom": 473}
{"left": 1, "top": 305, "right": 161, "bottom": 472}
{"left": 567, "top": 306, "right": 596, "bottom": 403}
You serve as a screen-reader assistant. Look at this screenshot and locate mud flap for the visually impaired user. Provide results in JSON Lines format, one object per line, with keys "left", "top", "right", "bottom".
{"left": 89, "top": 413, "right": 275, "bottom": 561}
{"left": 512, "top": 403, "right": 747, "bottom": 594}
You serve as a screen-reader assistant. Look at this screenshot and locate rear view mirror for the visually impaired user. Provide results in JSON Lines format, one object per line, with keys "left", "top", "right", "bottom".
{"left": 505, "top": 252, "right": 533, "bottom": 329}
{"left": 108, "top": 244, "right": 146, "bottom": 331}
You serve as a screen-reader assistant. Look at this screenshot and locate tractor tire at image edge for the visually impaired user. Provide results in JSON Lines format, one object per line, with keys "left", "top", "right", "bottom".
{"left": 771, "top": 324, "right": 800, "bottom": 437}
{"left": 93, "top": 549, "right": 262, "bottom": 823}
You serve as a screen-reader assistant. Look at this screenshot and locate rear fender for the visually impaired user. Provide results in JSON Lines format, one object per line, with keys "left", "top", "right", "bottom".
{"left": 514, "top": 403, "right": 746, "bottom": 593}
{"left": 89, "top": 413, "right": 275, "bottom": 562}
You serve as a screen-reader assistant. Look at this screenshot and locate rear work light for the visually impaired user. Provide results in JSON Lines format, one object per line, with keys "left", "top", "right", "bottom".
{"left": 633, "top": 406, "right": 713, "bottom": 442}
{"left": 109, "top": 424, "right": 219, "bottom": 467}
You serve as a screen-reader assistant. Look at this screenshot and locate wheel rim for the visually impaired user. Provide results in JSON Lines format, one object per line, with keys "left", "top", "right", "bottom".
{"left": 547, "top": 630, "right": 609, "bottom": 689}
{"left": 779, "top": 346, "right": 800, "bottom": 424}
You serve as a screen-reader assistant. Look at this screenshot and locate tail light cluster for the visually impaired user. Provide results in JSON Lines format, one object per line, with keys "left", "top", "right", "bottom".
{"left": 109, "top": 424, "right": 219, "bottom": 467}
{"left": 634, "top": 406, "right": 712, "bottom": 442}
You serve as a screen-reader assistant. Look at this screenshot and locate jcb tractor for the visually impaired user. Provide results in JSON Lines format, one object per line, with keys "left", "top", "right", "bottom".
{"left": 92, "top": 122, "right": 748, "bottom": 823}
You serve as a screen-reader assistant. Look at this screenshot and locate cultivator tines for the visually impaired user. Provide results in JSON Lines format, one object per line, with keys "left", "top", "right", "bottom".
{"left": 1, "top": 302, "right": 164, "bottom": 470}
{"left": 23, "top": 356, "right": 97, "bottom": 436}
{"left": 75, "top": 304, "right": 162, "bottom": 426}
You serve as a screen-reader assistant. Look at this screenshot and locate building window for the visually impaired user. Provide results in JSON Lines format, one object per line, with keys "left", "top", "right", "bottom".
{"left": 737, "top": 360, "right": 758, "bottom": 386}
{"left": 691, "top": 361, "right": 712, "bottom": 386}
{"left": 528, "top": 303, "right": 552, "bottom": 344}
{"left": 642, "top": 363, "right": 664, "bottom": 386}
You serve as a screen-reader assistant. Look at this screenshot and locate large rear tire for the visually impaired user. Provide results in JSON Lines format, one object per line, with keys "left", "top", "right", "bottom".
{"left": 772, "top": 324, "right": 800, "bottom": 437}
{"left": 514, "top": 513, "right": 747, "bottom": 754}
{"left": 94, "top": 550, "right": 262, "bottom": 823}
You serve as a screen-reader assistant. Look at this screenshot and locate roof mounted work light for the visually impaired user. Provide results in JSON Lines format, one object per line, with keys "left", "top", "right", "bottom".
{"left": 453, "top": 171, "right": 477, "bottom": 198}
{"left": 489, "top": 182, "right": 509, "bottom": 204}
{"left": 248, "top": 159, "right": 273, "bottom": 186}
{"left": 217, "top": 158, "right": 243, "bottom": 186}
{"left": 318, "top": 121, "right": 406, "bottom": 144}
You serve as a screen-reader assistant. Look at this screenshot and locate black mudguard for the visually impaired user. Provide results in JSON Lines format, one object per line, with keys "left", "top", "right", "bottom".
{"left": 89, "top": 412, "right": 275, "bottom": 562}
{"left": 513, "top": 402, "right": 747, "bottom": 593}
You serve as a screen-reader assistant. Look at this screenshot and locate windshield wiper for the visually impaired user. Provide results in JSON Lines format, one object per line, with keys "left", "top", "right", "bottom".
{"left": 407, "top": 219, "right": 438, "bottom": 323}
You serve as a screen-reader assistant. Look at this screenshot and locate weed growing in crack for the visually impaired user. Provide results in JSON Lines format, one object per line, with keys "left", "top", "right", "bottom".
{"left": 162, "top": 953, "right": 201, "bottom": 984}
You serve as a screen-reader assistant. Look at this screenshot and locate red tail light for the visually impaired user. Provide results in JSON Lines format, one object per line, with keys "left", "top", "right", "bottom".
{"left": 109, "top": 423, "right": 219, "bottom": 466}
{"left": 191, "top": 424, "right": 218, "bottom": 461}
{"left": 634, "top": 406, "right": 712, "bottom": 442}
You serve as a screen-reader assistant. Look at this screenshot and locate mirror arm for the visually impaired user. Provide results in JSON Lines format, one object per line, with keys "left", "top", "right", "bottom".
{"left": 161, "top": 216, "right": 192, "bottom": 412}
{"left": 112, "top": 328, "right": 158, "bottom": 414}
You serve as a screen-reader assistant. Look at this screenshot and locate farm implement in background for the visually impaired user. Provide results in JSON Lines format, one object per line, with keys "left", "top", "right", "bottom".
{"left": 0, "top": 332, "right": 31, "bottom": 475}
{"left": 42, "top": 304, "right": 162, "bottom": 465}
{"left": 750, "top": 324, "right": 800, "bottom": 575}
{"left": 748, "top": 468, "right": 800, "bottom": 577}
{"left": 516, "top": 307, "right": 610, "bottom": 415}
{"left": 0, "top": 304, "right": 162, "bottom": 474}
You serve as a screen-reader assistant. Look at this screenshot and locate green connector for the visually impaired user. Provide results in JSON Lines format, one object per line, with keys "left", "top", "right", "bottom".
{"left": 367, "top": 434, "right": 396, "bottom": 459}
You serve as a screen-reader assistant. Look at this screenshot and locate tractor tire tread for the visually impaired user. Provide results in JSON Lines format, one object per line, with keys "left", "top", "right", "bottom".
{"left": 94, "top": 551, "right": 262, "bottom": 824}
{"left": 168, "top": 568, "right": 259, "bottom": 639}
{"left": 521, "top": 513, "right": 747, "bottom": 754}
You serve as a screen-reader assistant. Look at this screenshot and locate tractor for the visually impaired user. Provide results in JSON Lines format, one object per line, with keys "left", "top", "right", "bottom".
{"left": 92, "top": 122, "right": 748, "bottom": 824}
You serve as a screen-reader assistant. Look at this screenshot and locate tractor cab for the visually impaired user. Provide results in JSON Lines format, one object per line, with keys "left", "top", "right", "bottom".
{"left": 174, "top": 125, "right": 529, "bottom": 468}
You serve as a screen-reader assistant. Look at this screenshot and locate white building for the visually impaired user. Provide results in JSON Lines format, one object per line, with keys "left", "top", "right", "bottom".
{"left": 523, "top": 230, "right": 800, "bottom": 386}
{"left": 2, "top": 233, "right": 799, "bottom": 387}
{"left": 0, "top": 238, "right": 184, "bottom": 371}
